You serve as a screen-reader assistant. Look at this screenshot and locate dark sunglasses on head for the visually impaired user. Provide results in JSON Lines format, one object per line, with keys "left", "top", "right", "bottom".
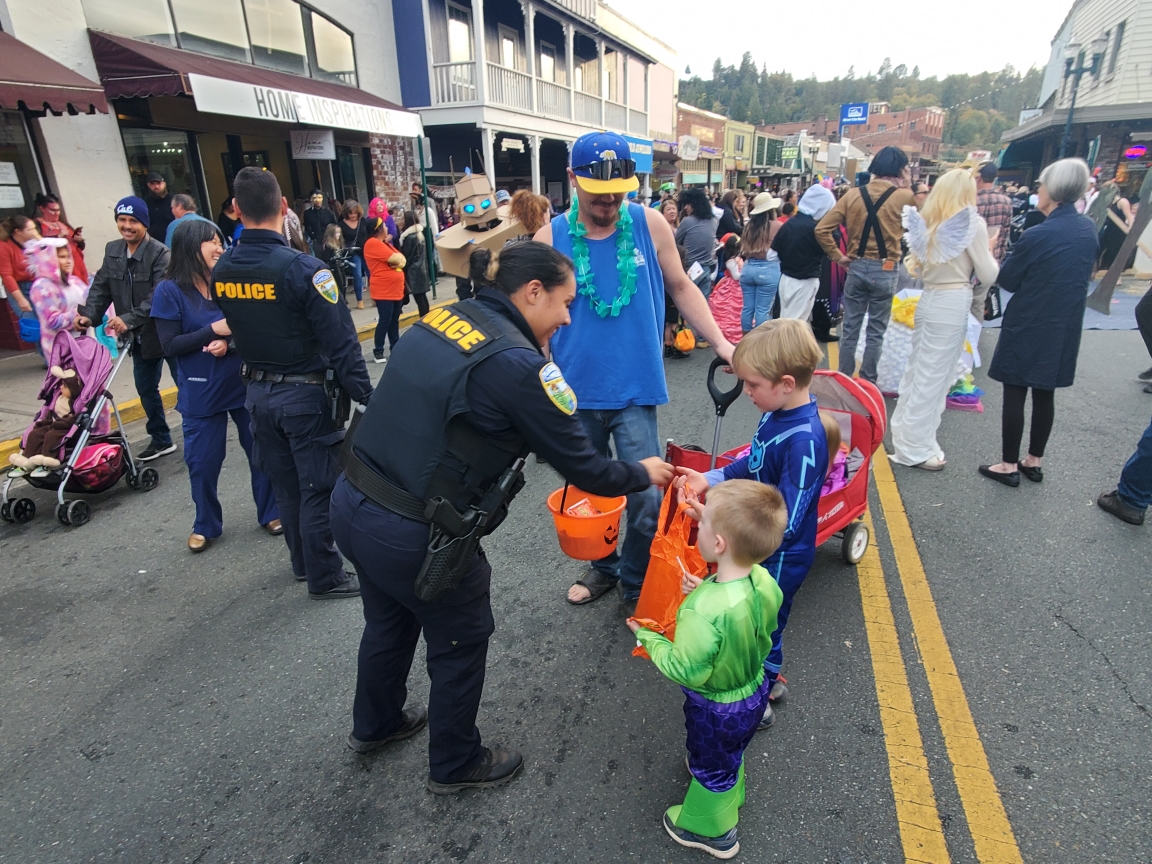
{"left": 574, "top": 159, "right": 637, "bottom": 181}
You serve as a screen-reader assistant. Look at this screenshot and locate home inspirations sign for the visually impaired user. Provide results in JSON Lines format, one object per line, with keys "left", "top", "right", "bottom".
{"left": 187, "top": 74, "right": 423, "bottom": 138}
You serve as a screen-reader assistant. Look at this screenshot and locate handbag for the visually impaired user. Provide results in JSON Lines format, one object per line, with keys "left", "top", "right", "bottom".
{"left": 984, "top": 284, "right": 1004, "bottom": 321}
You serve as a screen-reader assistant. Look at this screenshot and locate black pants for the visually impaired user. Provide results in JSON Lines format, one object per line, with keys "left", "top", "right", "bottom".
{"left": 1001, "top": 384, "right": 1055, "bottom": 464}
{"left": 246, "top": 381, "right": 345, "bottom": 593}
{"left": 413, "top": 292, "right": 430, "bottom": 316}
{"left": 1136, "top": 285, "right": 1152, "bottom": 360}
{"left": 330, "top": 475, "right": 495, "bottom": 783}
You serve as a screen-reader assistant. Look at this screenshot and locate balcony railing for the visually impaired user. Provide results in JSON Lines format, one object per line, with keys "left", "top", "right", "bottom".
{"left": 604, "top": 101, "right": 627, "bottom": 133}
{"left": 537, "top": 79, "right": 571, "bottom": 120}
{"left": 432, "top": 61, "right": 477, "bottom": 104}
{"left": 427, "top": 60, "right": 650, "bottom": 140}
{"left": 487, "top": 63, "right": 533, "bottom": 111}
{"left": 629, "top": 109, "right": 647, "bottom": 136}
{"left": 574, "top": 91, "right": 601, "bottom": 125}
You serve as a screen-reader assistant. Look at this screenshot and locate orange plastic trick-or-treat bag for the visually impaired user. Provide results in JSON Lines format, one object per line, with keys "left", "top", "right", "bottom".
{"left": 631, "top": 485, "right": 709, "bottom": 659}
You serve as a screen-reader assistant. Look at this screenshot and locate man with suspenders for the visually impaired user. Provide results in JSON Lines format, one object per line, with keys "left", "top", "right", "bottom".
{"left": 815, "top": 146, "right": 917, "bottom": 383}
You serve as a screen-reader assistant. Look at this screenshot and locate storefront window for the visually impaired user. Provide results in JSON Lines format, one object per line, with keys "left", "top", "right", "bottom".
{"left": 120, "top": 129, "right": 203, "bottom": 211}
{"left": 311, "top": 12, "right": 357, "bottom": 86}
{"left": 81, "top": 0, "right": 177, "bottom": 47}
{"left": 245, "top": 0, "right": 309, "bottom": 77}
{"left": 169, "top": 0, "right": 252, "bottom": 63}
{"left": 0, "top": 112, "right": 42, "bottom": 219}
{"left": 335, "top": 146, "right": 371, "bottom": 206}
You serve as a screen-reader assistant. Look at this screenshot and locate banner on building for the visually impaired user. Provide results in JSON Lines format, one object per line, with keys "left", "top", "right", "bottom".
{"left": 622, "top": 135, "right": 654, "bottom": 174}
{"left": 678, "top": 135, "right": 700, "bottom": 161}
{"left": 188, "top": 73, "right": 423, "bottom": 138}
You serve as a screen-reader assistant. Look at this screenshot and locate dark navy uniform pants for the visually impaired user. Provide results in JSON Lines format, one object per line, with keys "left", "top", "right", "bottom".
{"left": 330, "top": 475, "right": 495, "bottom": 783}
{"left": 246, "top": 381, "right": 344, "bottom": 593}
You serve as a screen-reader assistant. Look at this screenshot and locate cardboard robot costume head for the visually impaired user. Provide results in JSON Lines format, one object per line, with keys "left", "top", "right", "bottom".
{"left": 456, "top": 169, "right": 499, "bottom": 230}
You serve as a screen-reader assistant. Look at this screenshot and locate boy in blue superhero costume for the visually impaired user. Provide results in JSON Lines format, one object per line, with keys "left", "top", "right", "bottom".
{"left": 680, "top": 319, "right": 827, "bottom": 728}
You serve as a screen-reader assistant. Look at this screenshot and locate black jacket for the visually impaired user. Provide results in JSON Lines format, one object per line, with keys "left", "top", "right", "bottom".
{"left": 772, "top": 213, "right": 826, "bottom": 280}
{"left": 302, "top": 207, "right": 337, "bottom": 248}
{"left": 147, "top": 194, "right": 174, "bottom": 243}
{"left": 82, "top": 235, "right": 171, "bottom": 358}
{"left": 988, "top": 204, "right": 1099, "bottom": 390}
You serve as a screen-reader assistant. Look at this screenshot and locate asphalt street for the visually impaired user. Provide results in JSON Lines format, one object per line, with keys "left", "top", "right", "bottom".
{"left": 0, "top": 325, "right": 1149, "bottom": 863}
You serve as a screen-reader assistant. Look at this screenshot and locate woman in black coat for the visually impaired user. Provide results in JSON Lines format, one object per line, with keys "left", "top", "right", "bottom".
{"left": 980, "top": 158, "right": 1099, "bottom": 487}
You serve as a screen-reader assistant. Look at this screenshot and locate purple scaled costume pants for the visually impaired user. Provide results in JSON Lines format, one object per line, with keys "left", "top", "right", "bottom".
{"left": 682, "top": 676, "right": 772, "bottom": 793}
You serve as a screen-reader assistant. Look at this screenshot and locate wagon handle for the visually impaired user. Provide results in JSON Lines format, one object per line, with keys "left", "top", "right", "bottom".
{"left": 707, "top": 357, "right": 743, "bottom": 418}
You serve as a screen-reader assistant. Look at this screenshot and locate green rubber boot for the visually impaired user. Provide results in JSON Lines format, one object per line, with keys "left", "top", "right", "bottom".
{"left": 673, "top": 764, "right": 746, "bottom": 838}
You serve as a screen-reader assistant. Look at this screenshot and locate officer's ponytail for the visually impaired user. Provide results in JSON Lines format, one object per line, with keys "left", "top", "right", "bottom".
{"left": 475, "top": 241, "right": 572, "bottom": 298}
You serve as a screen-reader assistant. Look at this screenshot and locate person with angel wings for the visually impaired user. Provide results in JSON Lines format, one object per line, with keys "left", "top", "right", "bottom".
{"left": 889, "top": 169, "right": 1000, "bottom": 470}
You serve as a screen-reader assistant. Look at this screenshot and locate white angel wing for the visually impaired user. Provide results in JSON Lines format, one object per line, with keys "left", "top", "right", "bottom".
{"left": 927, "top": 206, "right": 980, "bottom": 263}
{"left": 902, "top": 205, "right": 930, "bottom": 260}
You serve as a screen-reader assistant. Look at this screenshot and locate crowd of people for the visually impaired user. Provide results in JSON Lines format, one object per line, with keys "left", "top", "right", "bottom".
{"left": 2, "top": 130, "right": 1152, "bottom": 858}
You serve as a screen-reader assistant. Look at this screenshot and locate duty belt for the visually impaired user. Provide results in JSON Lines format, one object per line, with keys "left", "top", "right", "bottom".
{"left": 241, "top": 365, "right": 326, "bottom": 386}
{"left": 344, "top": 451, "right": 429, "bottom": 523}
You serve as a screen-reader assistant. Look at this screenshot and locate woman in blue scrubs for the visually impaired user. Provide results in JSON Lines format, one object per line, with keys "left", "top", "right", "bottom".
{"left": 151, "top": 220, "right": 280, "bottom": 552}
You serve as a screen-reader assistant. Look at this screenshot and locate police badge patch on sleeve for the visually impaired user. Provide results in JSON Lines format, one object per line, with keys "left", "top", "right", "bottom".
{"left": 312, "top": 269, "right": 340, "bottom": 304}
{"left": 539, "top": 362, "right": 577, "bottom": 415}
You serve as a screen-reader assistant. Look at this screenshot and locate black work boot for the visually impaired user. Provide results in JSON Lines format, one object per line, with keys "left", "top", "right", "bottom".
{"left": 426, "top": 747, "right": 524, "bottom": 794}
{"left": 347, "top": 706, "right": 429, "bottom": 754}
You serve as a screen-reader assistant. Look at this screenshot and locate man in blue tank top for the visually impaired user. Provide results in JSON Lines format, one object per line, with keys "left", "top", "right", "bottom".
{"left": 535, "top": 131, "right": 735, "bottom": 614}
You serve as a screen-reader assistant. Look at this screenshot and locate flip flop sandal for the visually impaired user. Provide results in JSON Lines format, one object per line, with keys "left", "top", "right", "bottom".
{"left": 567, "top": 568, "right": 617, "bottom": 606}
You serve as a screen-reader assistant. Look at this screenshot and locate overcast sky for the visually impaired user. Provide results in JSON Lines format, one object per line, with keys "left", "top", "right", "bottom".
{"left": 607, "top": 0, "right": 1069, "bottom": 82}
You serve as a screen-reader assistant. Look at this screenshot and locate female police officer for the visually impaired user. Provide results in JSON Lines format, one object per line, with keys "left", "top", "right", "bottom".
{"left": 331, "top": 241, "right": 673, "bottom": 793}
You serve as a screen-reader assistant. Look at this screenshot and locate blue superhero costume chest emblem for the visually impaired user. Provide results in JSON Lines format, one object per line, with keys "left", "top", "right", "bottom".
{"left": 748, "top": 439, "right": 766, "bottom": 474}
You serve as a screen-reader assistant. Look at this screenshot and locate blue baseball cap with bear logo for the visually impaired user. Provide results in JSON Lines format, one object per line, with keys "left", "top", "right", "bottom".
{"left": 570, "top": 131, "right": 639, "bottom": 195}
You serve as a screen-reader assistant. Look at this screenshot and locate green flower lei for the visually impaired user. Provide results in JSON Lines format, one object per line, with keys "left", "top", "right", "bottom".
{"left": 568, "top": 199, "right": 638, "bottom": 318}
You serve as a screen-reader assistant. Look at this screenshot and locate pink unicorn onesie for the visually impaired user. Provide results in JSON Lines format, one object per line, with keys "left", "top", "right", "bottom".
{"left": 23, "top": 237, "right": 89, "bottom": 356}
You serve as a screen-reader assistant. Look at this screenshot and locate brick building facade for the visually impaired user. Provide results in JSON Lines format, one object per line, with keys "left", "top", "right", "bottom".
{"left": 849, "top": 106, "right": 945, "bottom": 158}
{"left": 370, "top": 134, "right": 420, "bottom": 206}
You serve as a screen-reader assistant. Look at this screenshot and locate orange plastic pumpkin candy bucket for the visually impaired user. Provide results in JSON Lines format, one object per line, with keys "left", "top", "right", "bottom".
{"left": 546, "top": 486, "right": 627, "bottom": 560}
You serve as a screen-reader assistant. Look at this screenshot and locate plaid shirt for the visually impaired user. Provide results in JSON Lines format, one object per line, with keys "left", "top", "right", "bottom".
{"left": 977, "top": 189, "right": 1013, "bottom": 262}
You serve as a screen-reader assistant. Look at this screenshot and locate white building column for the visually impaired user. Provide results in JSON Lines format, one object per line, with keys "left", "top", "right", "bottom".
{"left": 597, "top": 39, "right": 605, "bottom": 125}
{"left": 473, "top": 0, "right": 488, "bottom": 104}
{"left": 481, "top": 127, "right": 497, "bottom": 190}
{"left": 531, "top": 134, "right": 542, "bottom": 194}
{"left": 521, "top": 0, "right": 537, "bottom": 113}
{"left": 564, "top": 23, "right": 575, "bottom": 114}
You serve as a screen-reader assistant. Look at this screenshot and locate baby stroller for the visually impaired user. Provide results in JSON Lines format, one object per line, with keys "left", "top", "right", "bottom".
{"left": 665, "top": 358, "right": 888, "bottom": 565}
{"left": 332, "top": 246, "right": 361, "bottom": 299}
{"left": 1, "top": 330, "right": 159, "bottom": 528}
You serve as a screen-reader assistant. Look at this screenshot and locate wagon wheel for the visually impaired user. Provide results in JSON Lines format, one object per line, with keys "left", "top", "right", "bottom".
{"left": 841, "top": 522, "right": 870, "bottom": 565}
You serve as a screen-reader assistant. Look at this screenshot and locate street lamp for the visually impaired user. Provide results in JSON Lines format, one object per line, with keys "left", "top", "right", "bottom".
{"left": 1058, "top": 33, "right": 1109, "bottom": 159}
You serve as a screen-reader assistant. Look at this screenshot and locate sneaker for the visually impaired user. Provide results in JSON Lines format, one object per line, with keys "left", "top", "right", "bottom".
{"left": 756, "top": 702, "right": 775, "bottom": 731}
{"left": 347, "top": 705, "right": 428, "bottom": 753}
{"left": 372, "top": 350, "right": 386, "bottom": 364}
{"left": 426, "top": 746, "right": 524, "bottom": 794}
{"left": 1097, "top": 490, "right": 1146, "bottom": 526}
{"left": 309, "top": 572, "right": 361, "bottom": 599}
{"left": 662, "top": 810, "right": 739, "bottom": 859}
{"left": 137, "top": 441, "right": 177, "bottom": 462}
{"left": 1138, "top": 366, "right": 1152, "bottom": 382}
{"left": 769, "top": 675, "right": 788, "bottom": 703}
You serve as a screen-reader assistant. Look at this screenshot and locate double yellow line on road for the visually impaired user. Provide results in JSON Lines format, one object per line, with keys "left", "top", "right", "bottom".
{"left": 829, "top": 342, "right": 1022, "bottom": 863}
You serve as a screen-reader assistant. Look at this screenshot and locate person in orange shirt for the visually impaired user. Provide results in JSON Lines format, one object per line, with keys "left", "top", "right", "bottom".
{"left": 363, "top": 216, "right": 406, "bottom": 364}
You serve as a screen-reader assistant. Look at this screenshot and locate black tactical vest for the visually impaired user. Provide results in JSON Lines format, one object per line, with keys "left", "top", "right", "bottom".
{"left": 213, "top": 244, "right": 323, "bottom": 369}
{"left": 352, "top": 299, "right": 536, "bottom": 513}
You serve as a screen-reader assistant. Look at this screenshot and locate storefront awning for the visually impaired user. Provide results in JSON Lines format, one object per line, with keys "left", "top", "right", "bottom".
{"left": 0, "top": 32, "right": 108, "bottom": 114}
{"left": 89, "top": 31, "right": 421, "bottom": 137}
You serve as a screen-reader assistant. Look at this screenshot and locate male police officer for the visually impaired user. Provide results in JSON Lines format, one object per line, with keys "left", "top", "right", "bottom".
{"left": 215, "top": 167, "right": 371, "bottom": 599}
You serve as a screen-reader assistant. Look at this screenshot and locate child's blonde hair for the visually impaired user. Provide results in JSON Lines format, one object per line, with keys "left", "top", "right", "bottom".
{"left": 322, "top": 223, "right": 343, "bottom": 251}
{"left": 819, "top": 410, "right": 842, "bottom": 475}
{"left": 732, "top": 318, "right": 823, "bottom": 387}
{"left": 706, "top": 480, "right": 787, "bottom": 567}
